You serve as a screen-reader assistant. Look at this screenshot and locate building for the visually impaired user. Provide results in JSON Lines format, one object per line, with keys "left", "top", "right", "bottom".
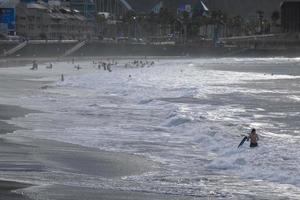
{"left": 281, "top": 1, "right": 300, "bottom": 32}
{"left": 0, "top": 7, "right": 16, "bottom": 35}
{"left": 123, "top": 0, "right": 208, "bottom": 17}
{"left": 0, "top": 0, "right": 19, "bottom": 35}
{"left": 95, "top": 0, "right": 133, "bottom": 18}
{"left": 16, "top": 2, "right": 95, "bottom": 40}
{"left": 69, "top": 0, "right": 96, "bottom": 21}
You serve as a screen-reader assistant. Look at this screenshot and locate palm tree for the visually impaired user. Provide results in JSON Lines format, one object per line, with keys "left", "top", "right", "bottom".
{"left": 146, "top": 11, "right": 158, "bottom": 37}
{"left": 122, "top": 11, "right": 136, "bottom": 37}
{"left": 256, "top": 10, "right": 264, "bottom": 34}
{"left": 158, "top": 7, "right": 175, "bottom": 37}
{"left": 271, "top": 11, "right": 280, "bottom": 26}
{"left": 233, "top": 15, "right": 243, "bottom": 36}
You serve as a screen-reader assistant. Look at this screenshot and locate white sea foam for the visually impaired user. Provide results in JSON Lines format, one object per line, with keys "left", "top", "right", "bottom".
{"left": 288, "top": 95, "right": 300, "bottom": 102}
{"left": 7, "top": 58, "right": 300, "bottom": 198}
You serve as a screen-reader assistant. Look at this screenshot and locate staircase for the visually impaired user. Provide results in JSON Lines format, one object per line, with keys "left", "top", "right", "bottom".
{"left": 63, "top": 41, "right": 86, "bottom": 57}
{"left": 3, "top": 41, "right": 27, "bottom": 56}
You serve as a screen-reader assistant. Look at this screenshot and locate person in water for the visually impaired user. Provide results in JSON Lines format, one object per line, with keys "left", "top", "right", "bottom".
{"left": 30, "top": 60, "right": 38, "bottom": 70}
{"left": 248, "top": 128, "right": 259, "bottom": 147}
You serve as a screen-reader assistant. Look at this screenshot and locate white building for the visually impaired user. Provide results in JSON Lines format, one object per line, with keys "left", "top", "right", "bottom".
{"left": 16, "top": 2, "right": 95, "bottom": 40}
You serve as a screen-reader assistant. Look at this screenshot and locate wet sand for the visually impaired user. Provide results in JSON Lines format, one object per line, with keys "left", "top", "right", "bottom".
{"left": 0, "top": 104, "right": 35, "bottom": 199}
{"left": 0, "top": 104, "right": 196, "bottom": 200}
{"left": 0, "top": 180, "right": 31, "bottom": 200}
{"left": 0, "top": 102, "right": 162, "bottom": 199}
{"left": 0, "top": 58, "right": 156, "bottom": 199}
{"left": 24, "top": 185, "right": 197, "bottom": 200}
{"left": 0, "top": 104, "right": 37, "bottom": 135}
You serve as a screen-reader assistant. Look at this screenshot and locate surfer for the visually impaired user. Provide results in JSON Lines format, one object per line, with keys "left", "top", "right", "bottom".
{"left": 248, "top": 128, "right": 259, "bottom": 148}
{"left": 30, "top": 60, "right": 38, "bottom": 70}
{"left": 238, "top": 128, "right": 259, "bottom": 148}
{"left": 46, "top": 63, "right": 53, "bottom": 69}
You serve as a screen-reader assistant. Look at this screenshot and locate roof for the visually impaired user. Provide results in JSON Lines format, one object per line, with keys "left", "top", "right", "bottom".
{"left": 49, "top": 13, "right": 66, "bottom": 19}
{"left": 60, "top": 8, "right": 72, "bottom": 13}
{"left": 74, "top": 14, "right": 85, "bottom": 21}
{"left": 125, "top": 0, "right": 208, "bottom": 13}
{"left": 27, "top": 3, "right": 48, "bottom": 10}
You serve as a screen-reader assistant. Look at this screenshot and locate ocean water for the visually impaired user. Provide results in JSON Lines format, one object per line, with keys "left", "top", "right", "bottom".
{"left": 9, "top": 58, "right": 300, "bottom": 199}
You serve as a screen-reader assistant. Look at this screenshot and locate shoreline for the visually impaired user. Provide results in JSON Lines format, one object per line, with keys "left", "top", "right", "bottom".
{"left": 0, "top": 104, "right": 36, "bottom": 200}
{"left": 0, "top": 56, "right": 184, "bottom": 69}
{"left": 0, "top": 53, "right": 298, "bottom": 70}
{"left": 0, "top": 180, "right": 31, "bottom": 200}
{"left": 0, "top": 64, "right": 177, "bottom": 200}
{"left": 0, "top": 103, "right": 162, "bottom": 200}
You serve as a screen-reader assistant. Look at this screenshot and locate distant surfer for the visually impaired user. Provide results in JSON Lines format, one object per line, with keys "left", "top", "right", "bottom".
{"left": 248, "top": 128, "right": 259, "bottom": 148}
{"left": 30, "top": 60, "right": 38, "bottom": 70}
{"left": 46, "top": 63, "right": 53, "bottom": 69}
{"left": 102, "top": 63, "right": 107, "bottom": 70}
{"left": 107, "top": 64, "right": 112, "bottom": 72}
{"left": 74, "top": 65, "right": 81, "bottom": 70}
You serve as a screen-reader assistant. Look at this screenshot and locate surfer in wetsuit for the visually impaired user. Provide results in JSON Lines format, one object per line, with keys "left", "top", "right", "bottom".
{"left": 248, "top": 128, "right": 259, "bottom": 147}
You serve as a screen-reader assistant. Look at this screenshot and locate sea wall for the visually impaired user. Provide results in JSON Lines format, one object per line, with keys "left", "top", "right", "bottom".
{"left": 2, "top": 40, "right": 300, "bottom": 58}
{"left": 72, "top": 41, "right": 228, "bottom": 57}
{"left": 0, "top": 40, "right": 230, "bottom": 58}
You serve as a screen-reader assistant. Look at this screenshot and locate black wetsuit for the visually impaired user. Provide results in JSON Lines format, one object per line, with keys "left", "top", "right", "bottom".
{"left": 250, "top": 143, "right": 258, "bottom": 148}
{"left": 249, "top": 132, "right": 259, "bottom": 148}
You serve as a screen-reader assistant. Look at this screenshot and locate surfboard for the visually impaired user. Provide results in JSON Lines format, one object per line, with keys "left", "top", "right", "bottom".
{"left": 238, "top": 136, "right": 248, "bottom": 148}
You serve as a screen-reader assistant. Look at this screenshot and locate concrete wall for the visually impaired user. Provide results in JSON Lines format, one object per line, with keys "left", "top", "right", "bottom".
{"left": 71, "top": 41, "right": 228, "bottom": 57}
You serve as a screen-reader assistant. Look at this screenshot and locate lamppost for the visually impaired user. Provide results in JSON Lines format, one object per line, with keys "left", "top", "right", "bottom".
{"left": 133, "top": 16, "right": 137, "bottom": 39}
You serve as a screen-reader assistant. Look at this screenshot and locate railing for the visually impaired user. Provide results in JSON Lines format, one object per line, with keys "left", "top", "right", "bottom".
{"left": 3, "top": 41, "right": 27, "bottom": 56}
{"left": 28, "top": 40, "right": 78, "bottom": 44}
{"left": 63, "top": 40, "right": 86, "bottom": 57}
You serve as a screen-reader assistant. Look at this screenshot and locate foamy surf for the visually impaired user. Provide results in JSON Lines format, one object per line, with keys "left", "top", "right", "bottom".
{"left": 5, "top": 57, "right": 300, "bottom": 199}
